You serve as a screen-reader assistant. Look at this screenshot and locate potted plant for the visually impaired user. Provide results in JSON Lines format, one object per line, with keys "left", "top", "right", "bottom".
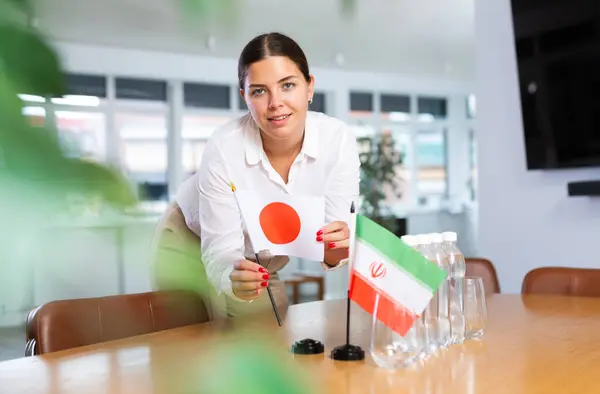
{"left": 357, "top": 131, "right": 405, "bottom": 234}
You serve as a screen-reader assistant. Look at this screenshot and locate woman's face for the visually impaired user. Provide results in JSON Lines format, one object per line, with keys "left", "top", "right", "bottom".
{"left": 241, "top": 56, "right": 314, "bottom": 141}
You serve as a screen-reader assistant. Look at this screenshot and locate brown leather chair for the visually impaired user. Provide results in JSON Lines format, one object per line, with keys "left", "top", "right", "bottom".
{"left": 522, "top": 267, "right": 600, "bottom": 297}
{"left": 465, "top": 258, "right": 501, "bottom": 294}
{"left": 25, "top": 290, "right": 209, "bottom": 356}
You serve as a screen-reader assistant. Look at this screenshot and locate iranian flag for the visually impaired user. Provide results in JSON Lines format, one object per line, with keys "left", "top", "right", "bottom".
{"left": 349, "top": 215, "right": 447, "bottom": 336}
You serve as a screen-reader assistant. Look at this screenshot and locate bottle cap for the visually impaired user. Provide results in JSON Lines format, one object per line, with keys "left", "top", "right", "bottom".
{"left": 401, "top": 235, "right": 416, "bottom": 247}
{"left": 441, "top": 232, "right": 458, "bottom": 242}
{"left": 416, "top": 234, "right": 431, "bottom": 245}
{"left": 429, "top": 233, "right": 443, "bottom": 243}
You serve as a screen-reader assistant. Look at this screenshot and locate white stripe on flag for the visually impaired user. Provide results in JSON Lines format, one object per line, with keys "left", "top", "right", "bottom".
{"left": 354, "top": 239, "right": 433, "bottom": 314}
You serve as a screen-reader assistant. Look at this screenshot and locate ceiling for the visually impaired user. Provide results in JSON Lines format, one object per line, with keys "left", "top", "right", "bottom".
{"left": 32, "top": 0, "right": 474, "bottom": 80}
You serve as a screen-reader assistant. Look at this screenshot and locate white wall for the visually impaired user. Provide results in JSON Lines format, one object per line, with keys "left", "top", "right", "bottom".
{"left": 476, "top": 0, "right": 600, "bottom": 293}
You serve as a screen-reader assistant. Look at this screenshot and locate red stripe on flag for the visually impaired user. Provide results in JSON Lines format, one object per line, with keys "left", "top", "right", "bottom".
{"left": 349, "top": 271, "right": 418, "bottom": 336}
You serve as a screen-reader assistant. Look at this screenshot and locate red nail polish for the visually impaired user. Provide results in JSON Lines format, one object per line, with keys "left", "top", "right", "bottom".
{"left": 258, "top": 267, "right": 266, "bottom": 273}
{"left": 328, "top": 242, "right": 336, "bottom": 248}
{"left": 262, "top": 274, "right": 269, "bottom": 280}
{"left": 316, "top": 235, "right": 323, "bottom": 241}
{"left": 316, "top": 229, "right": 323, "bottom": 236}
{"left": 261, "top": 281, "right": 268, "bottom": 287}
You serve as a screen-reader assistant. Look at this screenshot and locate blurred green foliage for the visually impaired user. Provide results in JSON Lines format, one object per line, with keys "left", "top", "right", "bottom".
{"left": 0, "top": 1, "right": 314, "bottom": 393}
{"left": 179, "top": 0, "right": 240, "bottom": 38}
{"left": 197, "top": 338, "right": 314, "bottom": 394}
{"left": 0, "top": 0, "right": 136, "bottom": 209}
{"left": 340, "top": 0, "right": 357, "bottom": 18}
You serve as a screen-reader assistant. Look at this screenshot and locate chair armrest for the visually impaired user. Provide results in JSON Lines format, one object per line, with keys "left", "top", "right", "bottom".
{"left": 25, "top": 305, "right": 42, "bottom": 356}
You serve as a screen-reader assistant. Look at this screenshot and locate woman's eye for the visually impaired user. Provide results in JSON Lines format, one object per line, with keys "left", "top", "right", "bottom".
{"left": 252, "top": 89, "right": 265, "bottom": 96}
{"left": 283, "top": 82, "right": 294, "bottom": 89}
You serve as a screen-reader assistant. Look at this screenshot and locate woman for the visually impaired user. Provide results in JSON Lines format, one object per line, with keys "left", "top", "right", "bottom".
{"left": 157, "top": 32, "right": 360, "bottom": 319}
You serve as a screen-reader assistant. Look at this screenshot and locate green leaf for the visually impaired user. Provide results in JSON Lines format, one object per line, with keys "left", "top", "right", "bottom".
{"left": 197, "top": 338, "right": 312, "bottom": 394}
{"left": 0, "top": 24, "right": 65, "bottom": 97}
{"left": 0, "top": 0, "right": 29, "bottom": 26}
{"left": 180, "top": 0, "right": 209, "bottom": 15}
{"left": 0, "top": 71, "right": 136, "bottom": 208}
{"left": 340, "top": 0, "right": 356, "bottom": 18}
{"left": 5, "top": 0, "right": 30, "bottom": 12}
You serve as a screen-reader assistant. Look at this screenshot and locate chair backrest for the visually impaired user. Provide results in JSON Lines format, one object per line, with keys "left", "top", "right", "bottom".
{"left": 522, "top": 267, "right": 600, "bottom": 297}
{"left": 25, "top": 290, "right": 209, "bottom": 356}
{"left": 465, "top": 258, "right": 501, "bottom": 294}
{"left": 148, "top": 200, "right": 226, "bottom": 321}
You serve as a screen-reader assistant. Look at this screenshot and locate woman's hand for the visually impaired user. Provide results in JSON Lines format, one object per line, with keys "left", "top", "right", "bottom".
{"left": 317, "top": 221, "right": 350, "bottom": 267}
{"left": 229, "top": 259, "right": 270, "bottom": 301}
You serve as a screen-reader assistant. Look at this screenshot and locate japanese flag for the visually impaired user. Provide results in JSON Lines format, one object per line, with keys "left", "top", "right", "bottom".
{"left": 233, "top": 188, "right": 325, "bottom": 262}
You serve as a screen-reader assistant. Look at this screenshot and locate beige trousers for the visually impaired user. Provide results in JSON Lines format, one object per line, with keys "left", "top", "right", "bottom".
{"left": 149, "top": 202, "right": 289, "bottom": 321}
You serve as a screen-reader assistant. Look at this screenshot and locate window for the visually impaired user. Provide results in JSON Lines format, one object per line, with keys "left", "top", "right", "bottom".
{"left": 116, "top": 113, "right": 168, "bottom": 201}
{"left": 386, "top": 127, "right": 413, "bottom": 207}
{"left": 350, "top": 124, "right": 377, "bottom": 137}
{"left": 415, "top": 129, "right": 447, "bottom": 204}
{"left": 381, "top": 94, "right": 411, "bottom": 122}
{"left": 64, "top": 73, "right": 107, "bottom": 98}
{"left": 417, "top": 96, "right": 447, "bottom": 121}
{"left": 115, "top": 78, "right": 167, "bottom": 101}
{"left": 181, "top": 114, "right": 233, "bottom": 175}
{"left": 349, "top": 91, "right": 373, "bottom": 118}
{"left": 21, "top": 106, "right": 46, "bottom": 127}
{"left": 55, "top": 111, "right": 107, "bottom": 162}
{"left": 183, "top": 83, "right": 230, "bottom": 109}
{"left": 309, "top": 92, "right": 327, "bottom": 114}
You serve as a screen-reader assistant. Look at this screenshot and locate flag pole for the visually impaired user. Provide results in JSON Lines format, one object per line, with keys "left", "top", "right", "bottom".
{"left": 344, "top": 201, "right": 356, "bottom": 346}
{"left": 254, "top": 252, "right": 282, "bottom": 326}
{"left": 230, "top": 182, "right": 282, "bottom": 327}
{"left": 331, "top": 201, "right": 365, "bottom": 361}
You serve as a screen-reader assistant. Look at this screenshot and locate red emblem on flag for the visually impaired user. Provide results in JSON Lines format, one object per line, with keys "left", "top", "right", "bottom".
{"left": 369, "top": 261, "right": 386, "bottom": 279}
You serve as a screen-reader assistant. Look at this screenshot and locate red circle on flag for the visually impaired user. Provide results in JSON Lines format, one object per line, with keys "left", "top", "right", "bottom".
{"left": 259, "top": 202, "right": 301, "bottom": 244}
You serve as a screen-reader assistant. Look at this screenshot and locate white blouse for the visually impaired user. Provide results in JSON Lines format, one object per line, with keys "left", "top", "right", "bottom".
{"left": 193, "top": 111, "right": 361, "bottom": 301}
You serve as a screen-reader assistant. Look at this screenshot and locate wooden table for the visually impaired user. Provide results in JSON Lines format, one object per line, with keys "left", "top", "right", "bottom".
{"left": 2, "top": 294, "right": 600, "bottom": 393}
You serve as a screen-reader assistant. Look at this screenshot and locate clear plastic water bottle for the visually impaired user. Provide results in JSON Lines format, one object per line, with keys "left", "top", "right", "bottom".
{"left": 411, "top": 234, "right": 432, "bottom": 358}
{"left": 416, "top": 234, "right": 449, "bottom": 354}
{"left": 442, "top": 231, "right": 466, "bottom": 344}
{"left": 429, "top": 232, "right": 452, "bottom": 349}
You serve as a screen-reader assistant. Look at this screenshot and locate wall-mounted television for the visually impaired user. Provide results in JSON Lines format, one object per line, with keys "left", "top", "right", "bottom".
{"left": 511, "top": 0, "right": 600, "bottom": 170}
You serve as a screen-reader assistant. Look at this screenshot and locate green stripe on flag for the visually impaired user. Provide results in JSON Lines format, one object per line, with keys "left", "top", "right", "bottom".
{"left": 355, "top": 214, "right": 447, "bottom": 292}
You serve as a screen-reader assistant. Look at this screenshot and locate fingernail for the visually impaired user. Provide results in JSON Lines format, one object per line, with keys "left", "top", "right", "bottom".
{"left": 261, "top": 281, "right": 268, "bottom": 287}
{"left": 316, "top": 229, "right": 323, "bottom": 236}
{"left": 316, "top": 235, "right": 323, "bottom": 241}
{"left": 262, "top": 274, "right": 270, "bottom": 280}
{"left": 259, "top": 267, "right": 267, "bottom": 273}
{"left": 328, "top": 242, "right": 336, "bottom": 248}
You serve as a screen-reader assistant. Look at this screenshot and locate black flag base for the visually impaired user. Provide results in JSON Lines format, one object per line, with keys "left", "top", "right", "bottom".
{"left": 331, "top": 343, "right": 365, "bottom": 361}
{"left": 291, "top": 338, "right": 325, "bottom": 355}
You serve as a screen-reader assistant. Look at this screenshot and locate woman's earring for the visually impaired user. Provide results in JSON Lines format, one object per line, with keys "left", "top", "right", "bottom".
{"left": 308, "top": 97, "right": 313, "bottom": 104}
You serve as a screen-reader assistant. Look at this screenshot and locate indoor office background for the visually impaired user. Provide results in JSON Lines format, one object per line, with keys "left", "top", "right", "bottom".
{"left": 17, "top": 67, "right": 478, "bottom": 296}
{"left": 0, "top": 0, "right": 478, "bottom": 354}
{"left": 7, "top": 47, "right": 479, "bottom": 326}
